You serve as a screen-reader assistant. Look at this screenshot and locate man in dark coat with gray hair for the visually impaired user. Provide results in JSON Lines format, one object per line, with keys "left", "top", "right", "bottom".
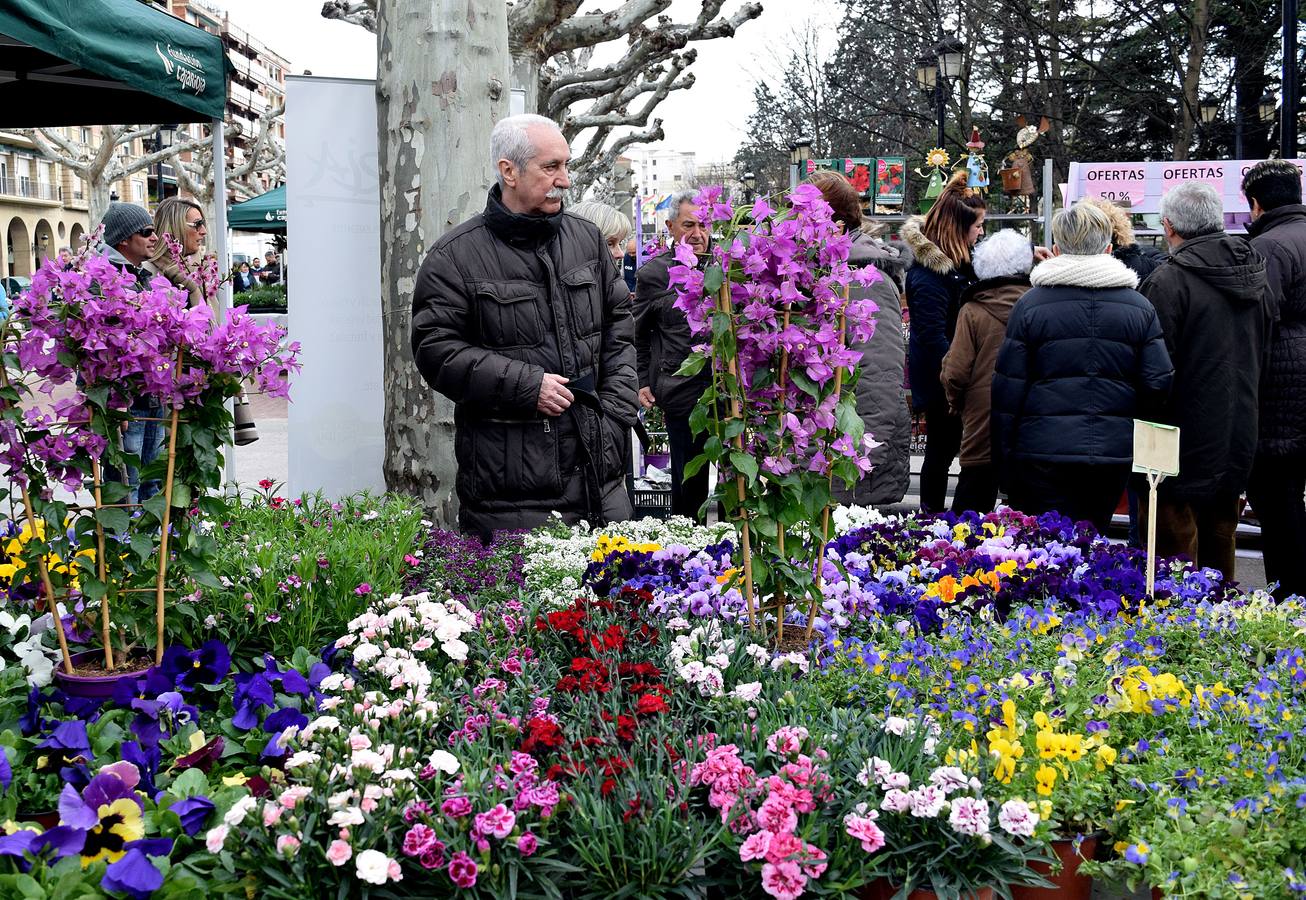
{"left": 410, "top": 114, "right": 637, "bottom": 538}
{"left": 1141, "top": 181, "right": 1271, "bottom": 579}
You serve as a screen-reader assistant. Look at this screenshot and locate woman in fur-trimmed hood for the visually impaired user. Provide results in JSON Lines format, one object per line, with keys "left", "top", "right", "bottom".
{"left": 991, "top": 201, "right": 1174, "bottom": 532}
{"left": 904, "top": 172, "right": 987, "bottom": 511}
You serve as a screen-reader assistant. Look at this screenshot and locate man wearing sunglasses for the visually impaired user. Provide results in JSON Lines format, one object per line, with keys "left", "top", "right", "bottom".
{"left": 97, "top": 201, "right": 159, "bottom": 289}
{"left": 94, "top": 201, "right": 164, "bottom": 504}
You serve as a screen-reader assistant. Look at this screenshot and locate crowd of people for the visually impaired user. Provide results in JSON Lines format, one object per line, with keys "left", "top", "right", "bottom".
{"left": 409, "top": 114, "right": 1304, "bottom": 603}
{"left": 231, "top": 251, "right": 283, "bottom": 292}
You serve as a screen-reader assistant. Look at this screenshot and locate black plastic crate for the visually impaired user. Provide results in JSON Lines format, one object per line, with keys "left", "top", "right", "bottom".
{"left": 626, "top": 470, "right": 672, "bottom": 520}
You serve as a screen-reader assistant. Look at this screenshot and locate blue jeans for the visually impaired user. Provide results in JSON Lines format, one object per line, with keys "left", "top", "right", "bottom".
{"left": 106, "top": 398, "right": 166, "bottom": 506}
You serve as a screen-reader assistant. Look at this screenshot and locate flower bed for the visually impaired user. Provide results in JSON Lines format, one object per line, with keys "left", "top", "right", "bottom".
{"left": 0, "top": 500, "right": 1302, "bottom": 899}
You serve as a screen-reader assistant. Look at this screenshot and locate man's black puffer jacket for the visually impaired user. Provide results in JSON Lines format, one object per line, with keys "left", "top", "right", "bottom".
{"left": 411, "top": 187, "right": 638, "bottom": 537}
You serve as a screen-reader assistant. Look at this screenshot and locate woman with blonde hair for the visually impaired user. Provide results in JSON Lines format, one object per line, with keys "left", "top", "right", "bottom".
{"left": 143, "top": 196, "right": 212, "bottom": 315}
{"left": 805, "top": 169, "right": 910, "bottom": 506}
{"left": 1082, "top": 196, "right": 1166, "bottom": 281}
{"left": 903, "top": 171, "right": 987, "bottom": 511}
{"left": 568, "top": 201, "right": 633, "bottom": 264}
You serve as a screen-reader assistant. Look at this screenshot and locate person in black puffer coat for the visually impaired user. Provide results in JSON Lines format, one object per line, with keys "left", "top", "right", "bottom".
{"left": 1241, "top": 160, "right": 1306, "bottom": 599}
{"left": 411, "top": 115, "right": 637, "bottom": 539}
{"left": 992, "top": 201, "right": 1173, "bottom": 533}
{"left": 1140, "top": 181, "right": 1271, "bottom": 579}
{"left": 904, "top": 172, "right": 987, "bottom": 512}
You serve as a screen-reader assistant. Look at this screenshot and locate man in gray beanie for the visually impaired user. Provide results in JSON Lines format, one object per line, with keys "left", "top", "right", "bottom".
{"left": 96, "top": 201, "right": 165, "bottom": 503}
{"left": 97, "top": 201, "right": 157, "bottom": 286}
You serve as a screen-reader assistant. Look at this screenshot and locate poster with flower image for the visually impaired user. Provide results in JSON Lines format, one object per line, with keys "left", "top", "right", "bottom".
{"left": 876, "top": 157, "right": 906, "bottom": 204}
{"left": 845, "top": 158, "right": 874, "bottom": 197}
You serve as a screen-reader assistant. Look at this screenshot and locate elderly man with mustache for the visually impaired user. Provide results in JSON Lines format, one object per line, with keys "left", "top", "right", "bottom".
{"left": 411, "top": 114, "right": 638, "bottom": 539}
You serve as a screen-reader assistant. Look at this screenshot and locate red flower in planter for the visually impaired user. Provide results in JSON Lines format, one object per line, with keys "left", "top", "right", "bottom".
{"left": 539, "top": 608, "right": 587, "bottom": 641}
{"left": 618, "top": 662, "right": 662, "bottom": 681}
{"left": 635, "top": 694, "right": 669, "bottom": 716}
{"left": 590, "top": 624, "right": 627, "bottom": 653}
{"left": 521, "top": 717, "right": 565, "bottom": 755}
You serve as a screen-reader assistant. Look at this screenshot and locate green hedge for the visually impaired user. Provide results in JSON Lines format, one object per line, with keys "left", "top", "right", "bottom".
{"left": 236, "top": 283, "right": 286, "bottom": 313}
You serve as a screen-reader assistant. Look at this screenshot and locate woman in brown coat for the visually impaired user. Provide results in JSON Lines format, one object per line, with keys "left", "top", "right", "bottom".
{"left": 940, "top": 230, "right": 1033, "bottom": 513}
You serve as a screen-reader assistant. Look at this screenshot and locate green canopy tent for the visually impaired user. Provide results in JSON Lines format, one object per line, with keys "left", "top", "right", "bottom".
{"left": 0, "top": 0, "right": 236, "bottom": 478}
{"left": 0, "top": 0, "right": 229, "bottom": 127}
{"left": 0, "top": 0, "right": 234, "bottom": 281}
{"left": 228, "top": 185, "right": 286, "bottom": 233}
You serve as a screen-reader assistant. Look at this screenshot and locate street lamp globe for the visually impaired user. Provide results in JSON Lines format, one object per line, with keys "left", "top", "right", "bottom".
{"left": 790, "top": 138, "right": 812, "bottom": 168}
{"left": 1259, "top": 93, "right": 1278, "bottom": 122}
{"left": 1199, "top": 97, "right": 1219, "bottom": 125}
{"left": 915, "top": 54, "right": 938, "bottom": 93}
{"left": 743, "top": 171, "right": 756, "bottom": 191}
{"left": 934, "top": 35, "right": 965, "bottom": 80}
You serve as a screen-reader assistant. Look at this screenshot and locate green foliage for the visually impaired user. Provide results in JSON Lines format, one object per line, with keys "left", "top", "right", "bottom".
{"left": 235, "top": 283, "right": 287, "bottom": 313}
{"left": 177, "top": 490, "right": 424, "bottom": 664}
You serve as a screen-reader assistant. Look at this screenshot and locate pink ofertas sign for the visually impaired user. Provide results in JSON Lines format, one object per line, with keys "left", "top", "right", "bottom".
{"left": 1066, "top": 159, "right": 1306, "bottom": 215}
{"left": 1076, "top": 163, "right": 1147, "bottom": 206}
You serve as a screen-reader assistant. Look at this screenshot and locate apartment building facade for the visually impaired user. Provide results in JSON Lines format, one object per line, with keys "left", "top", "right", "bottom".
{"left": 0, "top": 1, "right": 289, "bottom": 280}
{"left": 0, "top": 128, "right": 152, "bottom": 280}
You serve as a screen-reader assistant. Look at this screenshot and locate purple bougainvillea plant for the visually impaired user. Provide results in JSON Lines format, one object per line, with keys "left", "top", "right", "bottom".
{"left": 668, "top": 184, "right": 881, "bottom": 644}
{"left": 0, "top": 235, "right": 300, "bottom": 671}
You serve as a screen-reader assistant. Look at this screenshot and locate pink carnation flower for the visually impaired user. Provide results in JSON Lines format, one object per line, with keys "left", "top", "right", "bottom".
{"left": 760, "top": 859, "right": 807, "bottom": 900}
{"left": 448, "top": 851, "right": 478, "bottom": 888}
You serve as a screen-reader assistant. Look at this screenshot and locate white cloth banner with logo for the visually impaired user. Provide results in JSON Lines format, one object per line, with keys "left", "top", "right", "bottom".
{"left": 1065, "top": 159, "right": 1306, "bottom": 214}
{"left": 286, "top": 76, "right": 385, "bottom": 497}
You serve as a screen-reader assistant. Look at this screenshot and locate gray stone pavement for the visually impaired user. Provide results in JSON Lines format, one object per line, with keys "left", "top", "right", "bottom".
{"left": 230, "top": 390, "right": 289, "bottom": 492}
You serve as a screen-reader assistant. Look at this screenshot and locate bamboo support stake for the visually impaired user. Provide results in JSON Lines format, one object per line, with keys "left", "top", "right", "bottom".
{"left": 718, "top": 283, "right": 757, "bottom": 632}
{"left": 90, "top": 458, "right": 113, "bottom": 670}
{"left": 773, "top": 306, "right": 793, "bottom": 644}
{"left": 805, "top": 292, "right": 849, "bottom": 644}
{"left": 154, "top": 353, "right": 184, "bottom": 665}
{"left": 19, "top": 484, "right": 74, "bottom": 675}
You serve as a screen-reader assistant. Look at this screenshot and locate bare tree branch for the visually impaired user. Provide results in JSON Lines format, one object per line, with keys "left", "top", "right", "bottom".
{"left": 320, "top": 0, "right": 375, "bottom": 31}
{"left": 546, "top": 0, "right": 671, "bottom": 55}
{"left": 570, "top": 120, "right": 664, "bottom": 197}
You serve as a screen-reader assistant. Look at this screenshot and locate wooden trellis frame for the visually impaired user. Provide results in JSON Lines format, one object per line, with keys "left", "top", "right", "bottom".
{"left": 4, "top": 352, "right": 185, "bottom": 674}
{"left": 714, "top": 281, "right": 853, "bottom": 646}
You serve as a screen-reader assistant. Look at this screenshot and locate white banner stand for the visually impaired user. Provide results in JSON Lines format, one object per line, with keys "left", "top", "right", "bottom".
{"left": 285, "top": 76, "right": 385, "bottom": 498}
{"left": 1133, "top": 420, "right": 1180, "bottom": 597}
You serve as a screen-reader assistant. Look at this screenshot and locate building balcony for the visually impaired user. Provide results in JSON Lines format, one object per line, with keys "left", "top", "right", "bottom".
{"left": 0, "top": 177, "right": 61, "bottom": 204}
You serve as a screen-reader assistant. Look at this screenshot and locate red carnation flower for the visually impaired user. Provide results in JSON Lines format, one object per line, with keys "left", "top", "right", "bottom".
{"left": 635, "top": 694, "right": 669, "bottom": 716}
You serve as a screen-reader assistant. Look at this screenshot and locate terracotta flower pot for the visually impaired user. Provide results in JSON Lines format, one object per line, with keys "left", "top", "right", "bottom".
{"left": 907, "top": 888, "right": 994, "bottom": 900}
{"left": 857, "top": 883, "right": 993, "bottom": 900}
{"left": 855, "top": 880, "right": 893, "bottom": 900}
{"left": 52, "top": 649, "right": 153, "bottom": 700}
{"left": 1011, "top": 835, "right": 1099, "bottom": 900}
{"left": 17, "top": 809, "right": 59, "bottom": 830}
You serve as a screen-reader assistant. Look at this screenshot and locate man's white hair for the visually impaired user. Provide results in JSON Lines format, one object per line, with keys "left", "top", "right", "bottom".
{"left": 490, "top": 114, "right": 562, "bottom": 188}
{"left": 972, "top": 229, "right": 1034, "bottom": 281}
{"left": 1159, "top": 181, "right": 1224, "bottom": 239}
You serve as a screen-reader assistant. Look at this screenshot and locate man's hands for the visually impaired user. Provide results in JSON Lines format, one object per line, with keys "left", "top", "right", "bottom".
{"left": 1033, "top": 246, "right": 1054, "bottom": 263}
{"left": 638, "top": 386, "right": 656, "bottom": 410}
{"left": 537, "top": 373, "right": 574, "bottom": 416}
